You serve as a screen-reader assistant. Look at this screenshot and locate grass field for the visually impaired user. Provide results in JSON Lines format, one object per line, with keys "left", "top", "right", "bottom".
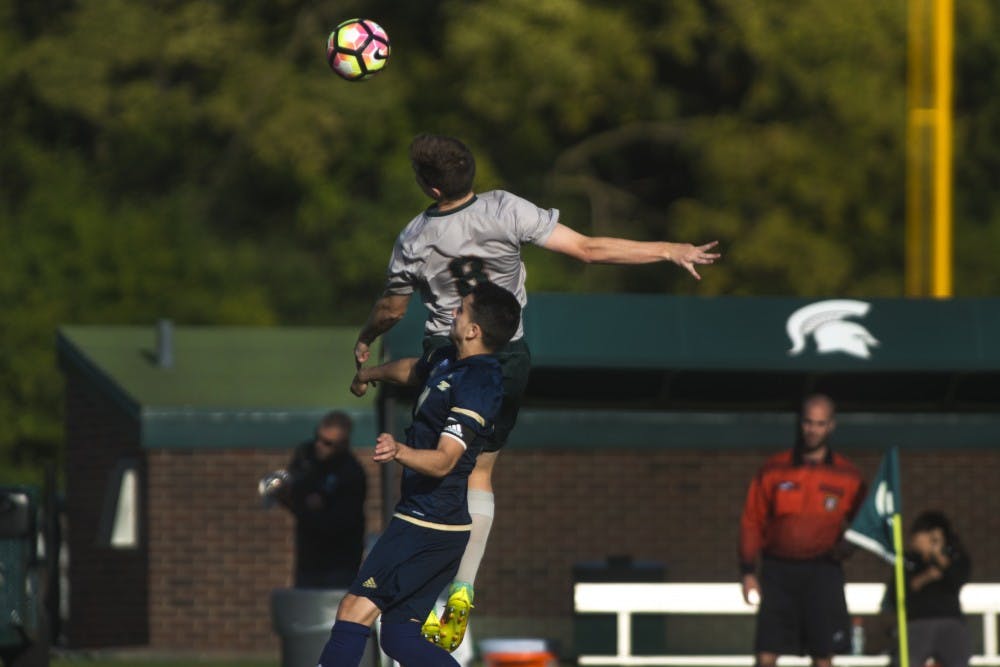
{"left": 53, "top": 659, "right": 277, "bottom": 667}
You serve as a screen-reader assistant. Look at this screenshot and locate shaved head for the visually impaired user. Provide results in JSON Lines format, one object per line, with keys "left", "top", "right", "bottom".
{"left": 799, "top": 394, "right": 836, "bottom": 454}
{"left": 801, "top": 393, "right": 836, "bottom": 419}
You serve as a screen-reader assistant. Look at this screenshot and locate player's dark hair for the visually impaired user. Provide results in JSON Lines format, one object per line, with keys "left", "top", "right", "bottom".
{"left": 410, "top": 134, "right": 476, "bottom": 201}
{"left": 468, "top": 282, "right": 521, "bottom": 351}
{"left": 319, "top": 410, "right": 352, "bottom": 432}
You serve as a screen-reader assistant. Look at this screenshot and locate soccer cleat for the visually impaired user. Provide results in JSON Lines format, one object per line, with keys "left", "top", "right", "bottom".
{"left": 421, "top": 608, "right": 441, "bottom": 644}
{"left": 435, "top": 584, "right": 474, "bottom": 651}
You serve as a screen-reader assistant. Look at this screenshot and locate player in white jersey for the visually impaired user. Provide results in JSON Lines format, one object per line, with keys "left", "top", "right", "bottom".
{"left": 352, "top": 134, "right": 720, "bottom": 650}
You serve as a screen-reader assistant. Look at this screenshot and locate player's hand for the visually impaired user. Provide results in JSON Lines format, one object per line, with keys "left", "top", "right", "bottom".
{"left": 355, "top": 340, "right": 371, "bottom": 369}
{"left": 670, "top": 240, "right": 720, "bottom": 280}
{"left": 741, "top": 573, "right": 761, "bottom": 606}
{"left": 373, "top": 433, "right": 401, "bottom": 463}
{"left": 350, "top": 372, "right": 369, "bottom": 397}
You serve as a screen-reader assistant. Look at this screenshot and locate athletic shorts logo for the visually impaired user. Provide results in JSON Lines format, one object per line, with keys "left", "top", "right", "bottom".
{"left": 437, "top": 380, "right": 451, "bottom": 391}
{"left": 362, "top": 577, "right": 377, "bottom": 589}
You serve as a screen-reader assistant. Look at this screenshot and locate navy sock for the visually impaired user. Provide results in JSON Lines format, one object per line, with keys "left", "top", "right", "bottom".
{"left": 317, "top": 620, "right": 371, "bottom": 667}
{"left": 380, "top": 621, "right": 459, "bottom": 667}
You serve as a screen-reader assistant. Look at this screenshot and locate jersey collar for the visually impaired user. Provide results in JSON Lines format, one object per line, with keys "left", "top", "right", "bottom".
{"left": 792, "top": 444, "right": 834, "bottom": 466}
{"left": 426, "top": 194, "right": 479, "bottom": 218}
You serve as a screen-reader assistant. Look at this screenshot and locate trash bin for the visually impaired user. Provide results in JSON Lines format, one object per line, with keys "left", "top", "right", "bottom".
{"left": 572, "top": 555, "right": 667, "bottom": 657}
{"left": 271, "top": 588, "right": 378, "bottom": 667}
{"left": 479, "top": 638, "right": 558, "bottom": 667}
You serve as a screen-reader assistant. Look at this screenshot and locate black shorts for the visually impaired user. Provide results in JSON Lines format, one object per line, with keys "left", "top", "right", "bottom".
{"left": 423, "top": 336, "right": 531, "bottom": 452}
{"left": 349, "top": 517, "right": 469, "bottom": 624}
{"left": 755, "top": 557, "right": 851, "bottom": 657}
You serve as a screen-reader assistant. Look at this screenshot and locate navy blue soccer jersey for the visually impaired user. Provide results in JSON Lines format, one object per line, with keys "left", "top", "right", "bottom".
{"left": 394, "top": 345, "right": 504, "bottom": 527}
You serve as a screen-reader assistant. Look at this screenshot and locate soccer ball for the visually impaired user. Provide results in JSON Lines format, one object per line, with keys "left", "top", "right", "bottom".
{"left": 326, "top": 19, "right": 390, "bottom": 81}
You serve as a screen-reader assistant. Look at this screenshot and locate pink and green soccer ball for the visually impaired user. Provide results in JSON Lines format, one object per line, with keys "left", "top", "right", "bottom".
{"left": 326, "top": 19, "right": 390, "bottom": 81}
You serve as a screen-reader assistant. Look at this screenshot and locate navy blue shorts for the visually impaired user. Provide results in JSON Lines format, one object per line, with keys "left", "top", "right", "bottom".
{"left": 349, "top": 517, "right": 469, "bottom": 624}
{"left": 755, "top": 557, "right": 851, "bottom": 657}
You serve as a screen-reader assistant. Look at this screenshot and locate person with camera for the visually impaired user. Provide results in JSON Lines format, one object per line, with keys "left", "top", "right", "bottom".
{"left": 264, "top": 411, "right": 367, "bottom": 589}
{"left": 885, "top": 510, "right": 972, "bottom": 667}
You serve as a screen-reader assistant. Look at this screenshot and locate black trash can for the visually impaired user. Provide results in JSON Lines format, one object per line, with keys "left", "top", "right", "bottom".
{"left": 572, "top": 555, "right": 667, "bottom": 658}
{"left": 271, "top": 588, "right": 378, "bottom": 667}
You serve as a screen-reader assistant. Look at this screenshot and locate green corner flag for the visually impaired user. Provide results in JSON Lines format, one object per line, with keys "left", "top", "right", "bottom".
{"left": 844, "top": 446, "right": 901, "bottom": 563}
{"left": 844, "top": 446, "right": 909, "bottom": 667}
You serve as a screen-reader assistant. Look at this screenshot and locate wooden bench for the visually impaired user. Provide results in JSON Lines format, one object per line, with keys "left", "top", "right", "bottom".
{"left": 573, "top": 582, "right": 1000, "bottom": 666}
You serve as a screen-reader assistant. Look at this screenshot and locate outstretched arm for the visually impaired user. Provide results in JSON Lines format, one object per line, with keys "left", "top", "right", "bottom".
{"left": 354, "top": 293, "right": 411, "bottom": 367}
{"left": 540, "top": 223, "right": 720, "bottom": 280}
{"left": 351, "top": 357, "right": 421, "bottom": 396}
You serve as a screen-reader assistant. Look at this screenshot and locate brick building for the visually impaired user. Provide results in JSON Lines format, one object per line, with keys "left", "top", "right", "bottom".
{"left": 59, "top": 295, "right": 1000, "bottom": 656}
{"left": 57, "top": 325, "right": 382, "bottom": 653}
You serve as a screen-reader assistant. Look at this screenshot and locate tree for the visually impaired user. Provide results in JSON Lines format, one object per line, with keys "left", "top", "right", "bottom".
{"left": 2, "top": 0, "right": 999, "bottom": 481}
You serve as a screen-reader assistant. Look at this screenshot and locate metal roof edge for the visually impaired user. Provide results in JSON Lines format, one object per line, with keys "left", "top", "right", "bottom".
{"left": 139, "top": 406, "right": 379, "bottom": 449}
{"left": 502, "top": 409, "right": 1000, "bottom": 450}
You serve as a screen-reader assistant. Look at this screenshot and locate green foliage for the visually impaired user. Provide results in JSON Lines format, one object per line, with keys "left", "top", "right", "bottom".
{"left": 2, "top": 0, "right": 1000, "bottom": 480}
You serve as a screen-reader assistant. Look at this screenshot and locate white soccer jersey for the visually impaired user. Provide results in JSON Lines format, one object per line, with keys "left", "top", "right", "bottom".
{"left": 384, "top": 190, "right": 559, "bottom": 340}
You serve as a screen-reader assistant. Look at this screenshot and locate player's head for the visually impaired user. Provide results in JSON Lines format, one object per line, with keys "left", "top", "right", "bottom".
{"left": 314, "top": 410, "right": 352, "bottom": 460}
{"left": 449, "top": 282, "right": 521, "bottom": 352}
{"left": 798, "top": 393, "right": 836, "bottom": 452}
{"left": 409, "top": 134, "right": 476, "bottom": 202}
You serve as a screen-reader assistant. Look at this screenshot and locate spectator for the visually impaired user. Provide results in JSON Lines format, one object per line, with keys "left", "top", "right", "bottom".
{"left": 276, "top": 411, "right": 367, "bottom": 589}
{"left": 885, "top": 510, "right": 972, "bottom": 667}
{"left": 739, "top": 394, "right": 867, "bottom": 667}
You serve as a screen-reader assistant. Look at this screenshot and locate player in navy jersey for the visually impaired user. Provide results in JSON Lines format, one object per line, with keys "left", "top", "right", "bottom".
{"left": 352, "top": 133, "right": 721, "bottom": 650}
{"left": 318, "top": 282, "right": 521, "bottom": 667}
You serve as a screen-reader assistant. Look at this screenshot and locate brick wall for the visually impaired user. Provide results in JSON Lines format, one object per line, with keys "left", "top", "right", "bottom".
{"left": 144, "top": 446, "right": 382, "bottom": 652}
{"left": 64, "top": 373, "right": 148, "bottom": 648}
{"left": 65, "top": 366, "right": 384, "bottom": 654}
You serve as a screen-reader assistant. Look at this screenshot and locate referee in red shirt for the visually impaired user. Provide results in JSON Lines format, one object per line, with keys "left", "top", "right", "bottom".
{"left": 739, "top": 394, "right": 866, "bottom": 667}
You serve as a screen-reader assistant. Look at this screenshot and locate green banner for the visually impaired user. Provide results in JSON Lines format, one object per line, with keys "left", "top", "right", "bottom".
{"left": 385, "top": 294, "right": 1000, "bottom": 372}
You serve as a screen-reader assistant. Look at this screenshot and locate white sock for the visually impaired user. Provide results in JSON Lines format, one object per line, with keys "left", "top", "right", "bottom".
{"left": 454, "top": 489, "right": 494, "bottom": 589}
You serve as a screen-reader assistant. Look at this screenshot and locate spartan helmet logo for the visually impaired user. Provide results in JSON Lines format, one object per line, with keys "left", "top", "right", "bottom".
{"left": 786, "top": 299, "right": 880, "bottom": 359}
{"left": 874, "top": 479, "right": 895, "bottom": 516}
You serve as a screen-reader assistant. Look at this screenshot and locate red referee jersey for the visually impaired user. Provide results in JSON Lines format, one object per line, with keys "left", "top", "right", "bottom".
{"left": 739, "top": 448, "right": 866, "bottom": 572}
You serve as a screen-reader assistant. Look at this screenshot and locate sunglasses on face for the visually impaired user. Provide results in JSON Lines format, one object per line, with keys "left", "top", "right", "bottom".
{"left": 315, "top": 434, "right": 347, "bottom": 448}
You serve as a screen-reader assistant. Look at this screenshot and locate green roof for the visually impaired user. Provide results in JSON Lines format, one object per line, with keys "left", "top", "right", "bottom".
{"left": 57, "top": 325, "right": 378, "bottom": 448}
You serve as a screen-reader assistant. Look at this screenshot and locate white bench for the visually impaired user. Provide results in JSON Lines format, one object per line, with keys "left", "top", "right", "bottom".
{"left": 574, "top": 582, "right": 1000, "bottom": 667}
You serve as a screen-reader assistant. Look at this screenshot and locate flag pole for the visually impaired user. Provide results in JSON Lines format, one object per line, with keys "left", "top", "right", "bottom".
{"left": 892, "top": 513, "right": 910, "bottom": 667}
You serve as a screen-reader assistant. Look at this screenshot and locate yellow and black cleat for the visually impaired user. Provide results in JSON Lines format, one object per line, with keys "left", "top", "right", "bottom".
{"left": 435, "top": 585, "right": 473, "bottom": 652}
{"left": 421, "top": 608, "right": 441, "bottom": 644}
